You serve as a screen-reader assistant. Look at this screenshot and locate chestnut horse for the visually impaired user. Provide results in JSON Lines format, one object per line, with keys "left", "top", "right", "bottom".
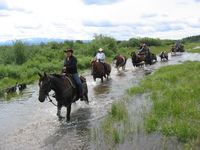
{"left": 38, "top": 72, "right": 88, "bottom": 121}
{"left": 113, "top": 55, "right": 127, "bottom": 71}
{"left": 171, "top": 46, "right": 177, "bottom": 55}
{"left": 90, "top": 60, "right": 111, "bottom": 82}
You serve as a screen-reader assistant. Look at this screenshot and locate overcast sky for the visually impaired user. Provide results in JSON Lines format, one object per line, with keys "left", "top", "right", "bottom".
{"left": 0, "top": 0, "right": 200, "bottom": 42}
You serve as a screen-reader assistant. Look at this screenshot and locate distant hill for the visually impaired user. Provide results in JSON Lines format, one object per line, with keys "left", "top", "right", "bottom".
{"left": 182, "top": 35, "right": 200, "bottom": 42}
{"left": 0, "top": 38, "right": 90, "bottom": 46}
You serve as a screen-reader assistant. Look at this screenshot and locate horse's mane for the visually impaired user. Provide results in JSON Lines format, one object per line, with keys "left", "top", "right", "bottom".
{"left": 50, "top": 73, "right": 64, "bottom": 78}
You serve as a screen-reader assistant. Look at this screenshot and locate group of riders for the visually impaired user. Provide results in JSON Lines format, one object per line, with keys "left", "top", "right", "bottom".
{"left": 62, "top": 47, "right": 108, "bottom": 100}
{"left": 62, "top": 43, "right": 152, "bottom": 99}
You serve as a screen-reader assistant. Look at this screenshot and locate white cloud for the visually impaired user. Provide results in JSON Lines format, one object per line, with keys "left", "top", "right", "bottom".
{"left": 0, "top": 0, "right": 200, "bottom": 42}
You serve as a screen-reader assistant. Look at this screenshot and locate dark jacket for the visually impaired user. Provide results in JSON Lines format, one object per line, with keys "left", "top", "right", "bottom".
{"left": 63, "top": 55, "right": 78, "bottom": 74}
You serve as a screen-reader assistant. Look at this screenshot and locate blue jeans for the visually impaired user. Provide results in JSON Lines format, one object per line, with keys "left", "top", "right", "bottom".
{"left": 72, "top": 73, "right": 83, "bottom": 93}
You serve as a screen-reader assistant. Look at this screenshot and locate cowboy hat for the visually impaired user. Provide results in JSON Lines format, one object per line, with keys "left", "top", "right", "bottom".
{"left": 98, "top": 48, "right": 103, "bottom": 52}
{"left": 64, "top": 48, "right": 73, "bottom": 53}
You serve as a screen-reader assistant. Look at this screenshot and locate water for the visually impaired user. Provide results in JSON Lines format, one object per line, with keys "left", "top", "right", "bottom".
{"left": 0, "top": 51, "right": 200, "bottom": 150}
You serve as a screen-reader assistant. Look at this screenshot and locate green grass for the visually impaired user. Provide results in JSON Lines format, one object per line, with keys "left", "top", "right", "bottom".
{"left": 92, "top": 99, "right": 133, "bottom": 149}
{"left": 186, "top": 48, "right": 200, "bottom": 53}
{"left": 127, "top": 61, "right": 200, "bottom": 148}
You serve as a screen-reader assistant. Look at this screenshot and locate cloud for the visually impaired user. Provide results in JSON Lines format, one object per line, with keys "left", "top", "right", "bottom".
{"left": 0, "top": 13, "right": 9, "bottom": 17}
{"left": 82, "top": 20, "right": 118, "bottom": 27}
{"left": 0, "top": 0, "right": 200, "bottom": 42}
{"left": 141, "top": 13, "right": 157, "bottom": 18}
{"left": 0, "top": 0, "right": 10, "bottom": 10}
{"left": 81, "top": 0, "right": 121, "bottom": 5}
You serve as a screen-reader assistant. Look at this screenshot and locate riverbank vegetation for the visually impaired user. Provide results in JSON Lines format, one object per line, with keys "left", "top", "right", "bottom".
{"left": 0, "top": 35, "right": 199, "bottom": 96}
{"left": 127, "top": 61, "right": 200, "bottom": 149}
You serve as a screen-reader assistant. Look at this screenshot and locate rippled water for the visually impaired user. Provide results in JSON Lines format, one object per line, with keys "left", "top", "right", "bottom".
{"left": 0, "top": 51, "right": 200, "bottom": 150}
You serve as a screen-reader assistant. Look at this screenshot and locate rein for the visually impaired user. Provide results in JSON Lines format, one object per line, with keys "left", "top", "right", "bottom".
{"left": 47, "top": 95, "right": 57, "bottom": 106}
{"left": 44, "top": 75, "right": 74, "bottom": 107}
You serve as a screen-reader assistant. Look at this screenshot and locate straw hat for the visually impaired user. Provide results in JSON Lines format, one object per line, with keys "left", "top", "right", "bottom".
{"left": 98, "top": 48, "right": 103, "bottom": 52}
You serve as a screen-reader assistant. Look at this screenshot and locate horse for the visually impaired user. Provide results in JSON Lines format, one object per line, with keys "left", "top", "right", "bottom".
{"left": 90, "top": 60, "right": 111, "bottom": 82}
{"left": 177, "top": 45, "right": 185, "bottom": 52}
{"left": 159, "top": 51, "right": 168, "bottom": 60}
{"left": 113, "top": 55, "right": 127, "bottom": 71}
{"left": 131, "top": 52, "right": 141, "bottom": 67}
{"left": 38, "top": 72, "right": 89, "bottom": 121}
{"left": 171, "top": 46, "right": 177, "bottom": 55}
{"left": 151, "top": 53, "right": 157, "bottom": 62}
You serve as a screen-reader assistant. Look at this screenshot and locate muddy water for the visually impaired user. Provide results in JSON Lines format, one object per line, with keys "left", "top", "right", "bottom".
{"left": 0, "top": 52, "right": 200, "bottom": 150}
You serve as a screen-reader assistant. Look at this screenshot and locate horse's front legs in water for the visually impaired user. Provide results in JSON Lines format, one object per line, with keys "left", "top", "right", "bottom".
{"left": 57, "top": 104, "right": 64, "bottom": 119}
{"left": 66, "top": 104, "right": 71, "bottom": 121}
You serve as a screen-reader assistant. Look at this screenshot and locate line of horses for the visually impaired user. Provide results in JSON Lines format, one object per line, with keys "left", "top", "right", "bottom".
{"left": 37, "top": 48, "right": 184, "bottom": 121}
{"left": 38, "top": 55, "right": 127, "bottom": 121}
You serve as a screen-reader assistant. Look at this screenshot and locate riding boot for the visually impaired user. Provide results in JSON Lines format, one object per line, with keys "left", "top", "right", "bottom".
{"left": 79, "top": 92, "right": 86, "bottom": 101}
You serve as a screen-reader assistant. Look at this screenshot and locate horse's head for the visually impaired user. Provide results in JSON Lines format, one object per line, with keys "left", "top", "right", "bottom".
{"left": 113, "top": 55, "right": 119, "bottom": 67}
{"left": 90, "top": 59, "right": 97, "bottom": 68}
{"left": 131, "top": 52, "right": 138, "bottom": 59}
{"left": 38, "top": 72, "right": 52, "bottom": 102}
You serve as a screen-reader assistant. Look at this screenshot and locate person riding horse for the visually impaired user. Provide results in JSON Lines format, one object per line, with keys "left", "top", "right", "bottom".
{"left": 95, "top": 48, "right": 109, "bottom": 75}
{"left": 139, "top": 44, "right": 150, "bottom": 53}
{"left": 62, "top": 48, "right": 85, "bottom": 99}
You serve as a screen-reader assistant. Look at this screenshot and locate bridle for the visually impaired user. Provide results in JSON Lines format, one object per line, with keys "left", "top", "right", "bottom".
{"left": 39, "top": 75, "right": 74, "bottom": 106}
{"left": 39, "top": 77, "right": 57, "bottom": 106}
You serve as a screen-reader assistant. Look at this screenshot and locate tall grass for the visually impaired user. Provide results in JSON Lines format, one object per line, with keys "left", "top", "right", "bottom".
{"left": 127, "top": 61, "right": 200, "bottom": 148}
{"left": 92, "top": 100, "right": 132, "bottom": 149}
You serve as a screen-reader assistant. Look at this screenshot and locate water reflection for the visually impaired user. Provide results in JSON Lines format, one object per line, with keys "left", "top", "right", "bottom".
{"left": 93, "top": 79, "right": 112, "bottom": 95}
{"left": 43, "top": 107, "right": 92, "bottom": 149}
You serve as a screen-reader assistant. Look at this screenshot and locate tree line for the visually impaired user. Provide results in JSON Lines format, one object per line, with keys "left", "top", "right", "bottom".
{"left": 0, "top": 34, "right": 190, "bottom": 95}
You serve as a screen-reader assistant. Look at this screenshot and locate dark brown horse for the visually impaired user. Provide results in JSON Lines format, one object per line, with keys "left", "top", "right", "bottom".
{"left": 113, "top": 55, "right": 127, "bottom": 71}
{"left": 38, "top": 72, "right": 88, "bottom": 121}
{"left": 90, "top": 60, "right": 111, "bottom": 82}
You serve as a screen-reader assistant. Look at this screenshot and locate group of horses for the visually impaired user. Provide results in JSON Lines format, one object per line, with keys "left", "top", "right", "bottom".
{"left": 171, "top": 45, "right": 185, "bottom": 55}
{"left": 38, "top": 55, "right": 127, "bottom": 121}
{"left": 38, "top": 47, "right": 184, "bottom": 121}
{"left": 131, "top": 51, "right": 158, "bottom": 67}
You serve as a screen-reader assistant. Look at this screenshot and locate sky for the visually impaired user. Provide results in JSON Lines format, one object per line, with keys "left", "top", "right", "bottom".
{"left": 0, "top": 0, "right": 200, "bottom": 42}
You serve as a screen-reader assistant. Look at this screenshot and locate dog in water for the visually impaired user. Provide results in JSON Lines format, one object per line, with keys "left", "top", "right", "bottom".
{"left": 4, "top": 83, "right": 17, "bottom": 93}
{"left": 18, "top": 83, "right": 27, "bottom": 90}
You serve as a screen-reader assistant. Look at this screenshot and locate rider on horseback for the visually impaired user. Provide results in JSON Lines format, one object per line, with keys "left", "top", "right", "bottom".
{"left": 95, "top": 48, "right": 109, "bottom": 75}
{"left": 62, "top": 48, "right": 85, "bottom": 99}
{"left": 140, "top": 44, "right": 150, "bottom": 53}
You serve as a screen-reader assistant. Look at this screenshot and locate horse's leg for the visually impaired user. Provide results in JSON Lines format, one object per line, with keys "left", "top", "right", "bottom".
{"left": 101, "top": 77, "right": 104, "bottom": 82}
{"left": 84, "top": 94, "right": 89, "bottom": 104}
{"left": 122, "top": 65, "right": 125, "bottom": 70}
{"left": 57, "top": 104, "right": 64, "bottom": 118}
{"left": 66, "top": 104, "right": 71, "bottom": 121}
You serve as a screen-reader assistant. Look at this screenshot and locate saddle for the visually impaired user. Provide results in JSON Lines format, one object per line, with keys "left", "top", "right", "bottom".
{"left": 55, "top": 73, "right": 87, "bottom": 101}
{"left": 62, "top": 73, "right": 86, "bottom": 83}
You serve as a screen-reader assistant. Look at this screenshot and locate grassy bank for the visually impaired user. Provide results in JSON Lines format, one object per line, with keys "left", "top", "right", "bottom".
{"left": 0, "top": 56, "right": 93, "bottom": 96}
{"left": 127, "top": 61, "right": 200, "bottom": 148}
{"left": 91, "top": 99, "right": 134, "bottom": 149}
